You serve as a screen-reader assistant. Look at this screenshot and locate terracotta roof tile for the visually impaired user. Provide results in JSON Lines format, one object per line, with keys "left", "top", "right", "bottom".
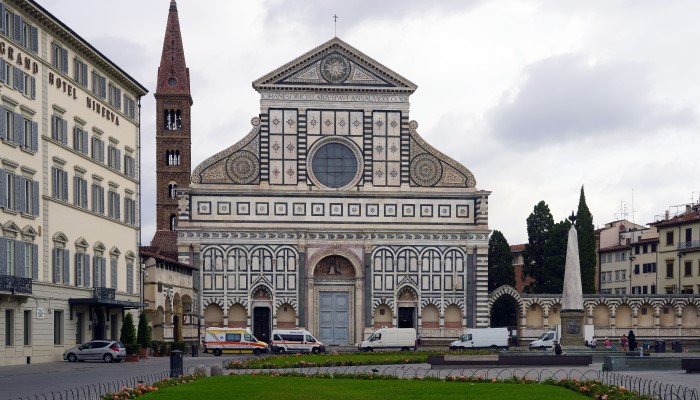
{"left": 650, "top": 210, "right": 700, "bottom": 228}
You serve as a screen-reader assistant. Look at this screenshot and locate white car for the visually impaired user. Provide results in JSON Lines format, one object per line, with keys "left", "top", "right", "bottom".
{"left": 63, "top": 340, "right": 126, "bottom": 363}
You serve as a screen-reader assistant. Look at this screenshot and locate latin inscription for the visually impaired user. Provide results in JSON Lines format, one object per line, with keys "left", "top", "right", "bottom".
{"left": 261, "top": 92, "right": 409, "bottom": 103}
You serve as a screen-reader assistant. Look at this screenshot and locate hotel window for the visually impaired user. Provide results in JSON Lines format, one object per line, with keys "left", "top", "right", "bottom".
{"left": 0, "top": 169, "right": 15, "bottom": 210}
{"left": 0, "top": 8, "right": 37, "bottom": 53}
{"left": 91, "top": 183, "right": 104, "bottom": 215}
{"left": 124, "top": 197, "right": 136, "bottom": 225}
{"left": 666, "top": 231, "right": 674, "bottom": 246}
{"left": 666, "top": 261, "right": 674, "bottom": 278}
{"left": 0, "top": 106, "right": 13, "bottom": 142}
{"left": 52, "top": 234, "right": 70, "bottom": 284}
{"left": 19, "top": 175, "right": 38, "bottom": 215}
{"left": 107, "top": 145, "right": 121, "bottom": 170}
{"left": 53, "top": 310, "right": 64, "bottom": 345}
{"left": 124, "top": 154, "right": 135, "bottom": 178}
{"left": 21, "top": 117, "right": 37, "bottom": 152}
{"left": 126, "top": 260, "right": 134, "bottom": 294}
{"left": 13, "top": 67, "right": 35, "bottom": 98}
{"left": 5, "top": 309, "right": 13, "bottom": 346}
{"left": 0, "top": 58, "right": 11, "bottom": 87}
{"left": 110, "top": 255, "right": 118, "bottom": 289}
{"left": 51, "top": 166, "right": 68, "bottom": 202}
{"left": 0, "top": 171, "right": 37, "bottom": 216}
{"left": 74, "top": 58, "right": 88, "bottom": 87}
{"left": 124, "top": 95, "right": 135, "bottom": 119}
{"left": 51, "top": 114, "right": 68, "bottom": 144}
{"left": 108, "top": 83, "right": 121, "bottom": 110}
{"left": 52, "top": 42, "right": 69, "bottom": 74}
{"left": 91, "top": 136, "right": 105, "bottom": 163}
{"left": 73, "top": 175, "right": 88, "bottom": 209}
{"left": 107, "top": 189, "right": 120, "bottom": 220}
{"left": 22, "top": 241, "right": 35, "bottom": 278}
{"left": 685, "top": 261, "right": 692, "bottom": 276}
{"left": 1, "top": 236, "right": 15, "bottom": 275}
{"left": 74, "top": 247, "right": 90, "bottom": 288}
{"left": 91, "top": 71, "right": 106, "bottom": 99}
{"left": 73, "top": 126, "right": 88, "bottom": 154}
{"left": 23, "top": 310, "right": 31, "bottom": 346}
{"left": 93, "top": 251, "right": 106, "bottom": 287}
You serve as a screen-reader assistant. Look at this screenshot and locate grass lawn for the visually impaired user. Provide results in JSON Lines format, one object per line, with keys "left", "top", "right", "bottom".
{"left": 139, "top": 375, "right": 590, "bottom": 399}
{"left": 226, "top": 350, "right": 489, "bottom": 369}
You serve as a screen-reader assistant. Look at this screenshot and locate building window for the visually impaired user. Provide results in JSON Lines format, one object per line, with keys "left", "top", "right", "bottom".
{"left": 107, "top": 145, "right": 121, "bottom": 170}
{"left": 91, "top": 183, "right": 104, "bottom": 215}
{"left": 22, "top": 241, "right": 33, "bottom": 278}
{"left": 643, "top": 244, "right": 648, "bottom": 254}
{"left": 0, "top": 106, "right": 12, "bottom": 142}
{"left": 93, "top": 252, "right": 107, "bottom": 287}
{"left": 3, "top": 11, "right": 38, "bottom": 53}
{"left": 73, "top": 175, "right": 88, "bottom": 209}
{"left": 621, "top": 271, "right": 626, "bottom": 281}
{"left": 634, "top": 264, "right": 639, "bottom": 274}
{"left": 74, "top": 58, "right": 88, "bottom": 87}
{"left": 615, "top": 271, "right": 620, "bottom": 281}
{"left": 108, "top": 83, "right": 121, "bottom": 110}
{"left": 682, "top": 286, "right": 694, "bottom": 295}
{"left": 51, "top": 167, "right": 69, "bottom": 202}
{"left": 53, "top": 310, "right": 63, "bottom": 345}
{"left": 666, "top": 231, "right": 674, "bottom": 246}
{"left": 91, "top": 71, "right": 106, "bottom": 99}
{"left": 1, "top": 170, "right": 15, "bottom": 210}
{"left": 651, "top": 243, "right": 657, "bottom": 252}
{"left": 635, "top": 246, "right": 640, "bottom": 255}
{"left": 601, "top": 273, "right": 606, "bottom": 282}
{"left": 642, "top": 285, "right": 648, "bottom": 294}
{"left": 666, "top": 261, "right": 674, "bottom": 278}
{"left": 51, "top": 115, "right": 68, "bottom": 144}
{"left": 170, "top": 214, "right": 176, "bottom": 230}
{"left": 124, "top": 154, "right": 135, "bottom": 178}
{"left": 641, "top": 307, "right": 648, "bottom": 315}
{"left": 52, "top": 42, "right": 69, "bottom": 74}
{"left": 23, "top": 310, "right": 31, "bottom": 346}
{"left": 53, "top": 239, "right": 69, "bottom": 284}
{"left": 164, "top": 109, "right": 182, "bottom": 130}
{"left": 13, "top": 67, "right": 35, "bottom": 98}
{"left": 91, "top": 136, "right": 105, "bottom": 163}
{"left": 124, "top": 197, "right": 136, "bottom": 225}
{"left": 73, "top": 127, "right": 88, "bottom": 154}
{"left": 166, "top": 150, "right": 181, "bottom": 166}
{"left": 651, "top": 285, "right": 656, "bottom": 294}
{"left": 126, "top": 261, "right": 134, "bottom": 294}
{"left": 168, "top": 183, "right": 177, "bottom": 199}
{"left": 5, "top": 309, "right": 13, "bottom": 346}
{"left": 124, "top": 95, "right": 136, "bottom": 119}
{"left": 108, "top": 190, "right": 120, "bottom": 220}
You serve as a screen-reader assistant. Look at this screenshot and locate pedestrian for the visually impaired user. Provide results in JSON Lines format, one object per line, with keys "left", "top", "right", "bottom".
{"left": 605, "top": 337, "right": 611, "bottom": 349}
{"left": 628, "top": 330, "right": 637, "bottom": 352}
{"left": 590, "top": 337, "right": 597, "bottom": 349}
{"left": 621, "top": 334, "right": 629, "bottom": 352}
{"left": 554, "top": 340, "right": 563, "bottom": 355}
{"left": 416, "top": 330, "right": 421, "bottom": 347}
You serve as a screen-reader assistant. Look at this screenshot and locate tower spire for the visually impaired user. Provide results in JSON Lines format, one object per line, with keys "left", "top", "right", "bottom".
{"left": 157, "top": 0, "right": 190, "bottom": 99}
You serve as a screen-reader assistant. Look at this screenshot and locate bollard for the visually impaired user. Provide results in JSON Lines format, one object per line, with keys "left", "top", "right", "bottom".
{"left": 170, "top": 350, "right": 183, "bottom": 378}
{"left": 192, "top": 344, "right": 199, "bottom": 357}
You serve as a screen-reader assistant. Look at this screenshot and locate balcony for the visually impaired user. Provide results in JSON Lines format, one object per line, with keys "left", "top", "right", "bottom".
{"left": 678, "top": 240, "right": 700, "bottom": 251}
{"left": 93, "top": 287, "right": 116, "bottom": 300}
{"left": 0, "top": 274, "right": 33, "bottom": 295}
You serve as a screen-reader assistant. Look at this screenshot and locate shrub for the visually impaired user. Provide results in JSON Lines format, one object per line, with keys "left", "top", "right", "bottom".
{"left": 151, "top": 340, "right": 166, "bottom": 353}
{"left": 137, "top": 313, "right": 152, "bottom": 349}
{"left": 119, "top": 313, "right": 137, "bottom": 345}
{"left": 170, "top": 341, "right": 186, "bottom": 352}
{"left": 125, "top": 343, "right": 142, "bottom": 356}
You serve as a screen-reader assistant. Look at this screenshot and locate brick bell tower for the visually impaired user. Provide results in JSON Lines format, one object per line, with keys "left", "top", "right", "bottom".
{"left": 155, "top": 0, "right": 192, "bottom": 237}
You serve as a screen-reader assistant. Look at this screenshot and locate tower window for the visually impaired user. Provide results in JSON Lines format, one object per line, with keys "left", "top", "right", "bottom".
{"left": 168, "top": 183, "right": 177, "bottom": 199}
{"left": 164, "top": 109, "right": 182, "bottom": 131}
{"left": 166, "top": 150, "right": 181, "bottom": 166}
{"left": 170, "top": 214, "right": 177, "bottom": 230}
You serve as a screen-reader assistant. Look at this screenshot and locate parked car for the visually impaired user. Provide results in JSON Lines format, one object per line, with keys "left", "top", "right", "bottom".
{"left": 63, "top": 340, "right": 126, "bottom": 363}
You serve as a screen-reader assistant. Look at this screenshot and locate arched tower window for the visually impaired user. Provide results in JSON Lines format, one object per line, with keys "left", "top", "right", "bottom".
{"left": 164, "top": 109, "right": 182, "bottom": 131}
{"left": 170, "top": 214, "right": 177, "bottom": 230}
{"left": 175, "top": 150, "right": 181, "bottom": 166}
{"left": 168, "top": 183, "right": 177, "bottom": 199}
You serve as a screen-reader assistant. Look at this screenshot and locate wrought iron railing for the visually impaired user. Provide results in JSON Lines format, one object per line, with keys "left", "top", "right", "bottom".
{"left": 92, "top": 287, "right": 115, "bottom": 300}
{"left": 0, "top": 274, "right": 32, "bottom": 294}
{"left": 678, "top": 240, "right": 700, "bottom": 251}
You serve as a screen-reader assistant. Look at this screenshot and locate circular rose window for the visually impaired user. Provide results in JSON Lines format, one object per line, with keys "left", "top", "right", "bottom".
{"left": 308, "top": 138, "right": 362, "bottom": 189}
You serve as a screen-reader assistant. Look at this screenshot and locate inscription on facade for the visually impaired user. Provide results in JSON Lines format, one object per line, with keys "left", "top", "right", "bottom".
{"left": 262, "top": 92, "right": 409, "bottom": 103}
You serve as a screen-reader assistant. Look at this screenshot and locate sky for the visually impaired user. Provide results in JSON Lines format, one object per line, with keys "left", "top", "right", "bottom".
{"left": 39, "top": 0, "right": 700, "bottom": 245}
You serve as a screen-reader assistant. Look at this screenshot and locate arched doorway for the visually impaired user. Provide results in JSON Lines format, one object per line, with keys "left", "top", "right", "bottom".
{"left": 251, "top": 285, "right": 273, "bottom": 343}
{"left": 309, "top": 253, "right": 361, "bottom": 346}
{"left": 397, "top": 286, "right": 418, "bottom": 329}
{"left": 490, "top": 295, "right": 519, "bottom": 330}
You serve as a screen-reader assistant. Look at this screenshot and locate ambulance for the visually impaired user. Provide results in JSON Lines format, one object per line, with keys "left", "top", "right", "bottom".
{"left": 203, "top": 327, "right": 269, "bottom": 356}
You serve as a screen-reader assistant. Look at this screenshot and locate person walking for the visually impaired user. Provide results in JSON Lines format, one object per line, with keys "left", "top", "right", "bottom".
{"left": 590, "top": 337, "right": 597, "bottom": 349}
{"left": 554, "top": 340, "right": 563, "bottom": 355}
{"left": 621, "top": 334, "right": 629, "bottom": 352}
{"left": 628, "top": 330, "right": 637, "bottom": 352}
{"left": 416, "top": 330, "right": 421, "bottom": 347}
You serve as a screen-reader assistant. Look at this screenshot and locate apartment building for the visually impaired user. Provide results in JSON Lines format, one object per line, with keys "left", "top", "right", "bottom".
{"left": 651, "top": 204, "right": 700, "bottom": 294}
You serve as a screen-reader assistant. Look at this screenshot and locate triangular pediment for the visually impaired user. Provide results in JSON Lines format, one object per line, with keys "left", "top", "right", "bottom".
{"left": 253, "top": 38, "right": 417, "bottom": 93}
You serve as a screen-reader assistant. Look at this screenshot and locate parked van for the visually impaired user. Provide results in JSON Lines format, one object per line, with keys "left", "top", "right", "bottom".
{"left": 449, "top": 327, "right": 509, "bottom": 350}
{"left": 358, "top": 328, "right": 417, "bottom": 352}
{"left": 270, "top": 329, "right": 326, "bottom": 354}
{"left": 529, "top": 325, "right": 594, "bottom": 350}
{"left": 203, "top": 327, "right": 268, "bottom": 356}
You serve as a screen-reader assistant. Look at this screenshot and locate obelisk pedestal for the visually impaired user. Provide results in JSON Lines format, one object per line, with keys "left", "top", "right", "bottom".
{"left": 560, "top": 221, "right": 585, "bottom": 347}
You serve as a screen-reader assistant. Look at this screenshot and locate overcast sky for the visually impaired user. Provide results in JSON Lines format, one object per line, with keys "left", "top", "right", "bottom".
{"left": 40, "top": 0, "right": 700, "bottom": 245}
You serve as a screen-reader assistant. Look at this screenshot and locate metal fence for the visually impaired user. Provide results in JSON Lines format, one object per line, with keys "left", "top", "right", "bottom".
{"left": 8, "top": 364, "right": 699, "bottom": 400}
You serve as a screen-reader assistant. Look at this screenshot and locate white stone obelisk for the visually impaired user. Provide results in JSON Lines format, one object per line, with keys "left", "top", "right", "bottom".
{"left": 560, "top": 221, "right": 585, "bottom": 346}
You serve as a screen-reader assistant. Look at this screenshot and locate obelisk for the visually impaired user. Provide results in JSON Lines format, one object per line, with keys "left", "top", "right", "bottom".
{"left": 560, "top": 212, "right": 585, "bottom": 346}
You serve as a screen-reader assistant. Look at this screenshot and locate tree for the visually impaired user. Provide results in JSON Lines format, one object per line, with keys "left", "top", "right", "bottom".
{"left": 538, "top": 219, "right": 571, "bottom": 293}
{"left": 522, "top": 201, "right": 554, "bottom": 293}
{"left": 575, "top": 186, "right": 596, "bottom": 294}
{"left": 488, "top": 230, "right": 515, "bottom": 292}
{"left": 137, "top": 313, "right": 152, "bottom": 349}
{"left": 120, "top": 313, "right": 137, "bottom": 345}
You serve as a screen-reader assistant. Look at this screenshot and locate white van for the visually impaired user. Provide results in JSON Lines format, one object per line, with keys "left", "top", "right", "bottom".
{"left": 359, "top": 328, "right": 417, "bottom": 352}
{"left": 529, "top": 325, "right": 594, "bottom": 350}
{"left": 449, "top": 327, "right": 509, "bottom": 350}
{"left": 270, "top": 329, "right": 326, "bottom": 354}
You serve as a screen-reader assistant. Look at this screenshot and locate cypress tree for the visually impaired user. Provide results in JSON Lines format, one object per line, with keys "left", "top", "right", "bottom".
{"left": 522, "top": 201, "right": 554, "bottom": 293}
{"left": 120, "top": 313, "right": 137, "bottom": 345}
{"left": 488, "top": 230, "right": 515, "bottom": 292}
{"left": 575, "top": 186, "right": 597, "bottom": 294}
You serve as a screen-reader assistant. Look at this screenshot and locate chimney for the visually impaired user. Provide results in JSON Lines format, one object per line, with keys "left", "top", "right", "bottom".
{"left": 687, "top": 204, "right": 692, "bottom": 214}
{"left": 665, "top": 210, "right": 669, "bottom": 220}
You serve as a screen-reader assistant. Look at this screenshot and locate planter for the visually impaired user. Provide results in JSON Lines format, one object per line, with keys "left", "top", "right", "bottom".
{"left": 153, "top": 352, "right": 163, "bottom": 357}
{"left": 139, "top": 348, "right": 149, "bottom": 359}
{"left": 125, "top": 354, "right": 140, "bottom": 362}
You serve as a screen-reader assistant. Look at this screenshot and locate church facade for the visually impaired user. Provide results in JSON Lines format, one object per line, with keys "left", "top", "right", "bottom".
{"left": 176, "top": 38, "right": 491, "bottom": 344}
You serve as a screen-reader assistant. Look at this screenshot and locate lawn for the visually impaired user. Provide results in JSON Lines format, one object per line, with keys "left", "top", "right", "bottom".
{"left": 138, "top": 375, "right": 590, "bottom": 400}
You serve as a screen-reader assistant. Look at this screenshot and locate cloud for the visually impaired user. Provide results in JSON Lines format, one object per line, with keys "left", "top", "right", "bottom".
{"left": 488, "top": 54, "right": 695, "bottom": 147}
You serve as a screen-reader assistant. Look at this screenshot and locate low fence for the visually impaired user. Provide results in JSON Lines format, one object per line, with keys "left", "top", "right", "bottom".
{"left": 7, "top": 364, "right": 699, "bottom": 400}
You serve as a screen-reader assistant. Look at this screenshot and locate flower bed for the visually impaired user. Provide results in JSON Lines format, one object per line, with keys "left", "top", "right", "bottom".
{"left": 100, "top": 374, "right": 202, "bottom": 400}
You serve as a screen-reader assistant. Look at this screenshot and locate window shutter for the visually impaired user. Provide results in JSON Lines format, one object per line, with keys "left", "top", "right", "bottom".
{"left": 16, "top": 68, "right": 23, "bottom": 93}
{"left": 61, "top": 48, "right": 68, "bottom": 74}
{"left": 0, "top": 107, "right": 6, "bottom": 141}
{"left": 116, "top": 193, "right": 121, "bottom": 220}
{"left": 74, "top": 253, "right": 80, "bottom": 286}
{"left": 101, "top": 257, "right": 106, "bottom": 287}
{"left": 31, "top": 76, "right": 36, "bottom": 99}
{"left": 0, "top": 3, "right": 4, "bottom": 34}
{"left": 116, "top": 149, "right": 121, "bottom": 171}
{"left": 81, "top": 179, "right": 87, "bottom": 208}
{"left": 81, "top": 64, "right": 88, "bottom": 87}
{"left": 61, "top": 120, "right": 68, "bottom": 144}
{"left": 51, "top": 167, "right": 57, "bottom": 198}
{"left": 63, "top": 249, "right": 70, "bottom": 284}
{"left": 31, "top": 121, "right": 38, "bottom": 152}
{"left": 51, "top": 115, "right": 57, "bottom": 140}
{"left": 116, "top": 88, "right": 121, "bottom": 109}
{"left": 111, "top": 258, "right": 117, "bottom": 289}
{"left": 17, "top": 176, "right": 25, "bottom": 213}
{"left": 62, "top": 170, "right": 68, "bottom": 202}
{"left": 12, "top": 66, "right": 18, "bottom": 90}
{"left": 127, "top": 263, "right": 133, "bottom": 294}
{"left": 0, "top": 238, "right": 6, "bottom": 275}
{"left": 0, "top": 58, "right": 5, "bottom": 83}
{"left": 32, "top": 180, "right": 39, "bottom": 216}
{"left": 93, "top": 256, "right": 99, "bottom": 287}
{"left": 14, "top": 240, "right": 24, "bottom": 277}
{"left": 83, "top": 254, "right": 90, "bottom": 287}
{"left": 0, "top": 170, "right": 6, "bottom": 209}
{"left": 13, "top": 174, "right": 21, "bottom": 212}
{"left": 30, "top": 26, "right": 38, "bottom": 53}
{"left": 13, "top": 14, "right": 21, "bottom": 42}
{"left": 13, "top": 112, "right": 22, "bottom": 144}
{"left": 82, "top": 130, "right": 88, "bottom": 154}
{"left": 32, "top": 244, "right": 38, "bottom": 280}
{"left": 108, "top": 191, "right": 113, "bottom": 218}
{"left": 73, "top": 176, "right": 78, "bottom": 206}
{"left": 53, "top": 248, "right": 60, "bottom": 283}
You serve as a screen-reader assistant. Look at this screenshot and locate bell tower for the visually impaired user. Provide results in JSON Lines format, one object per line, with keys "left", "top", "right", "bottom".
{"left": 155, "top": 0, "right": 192, "bottom": 232}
